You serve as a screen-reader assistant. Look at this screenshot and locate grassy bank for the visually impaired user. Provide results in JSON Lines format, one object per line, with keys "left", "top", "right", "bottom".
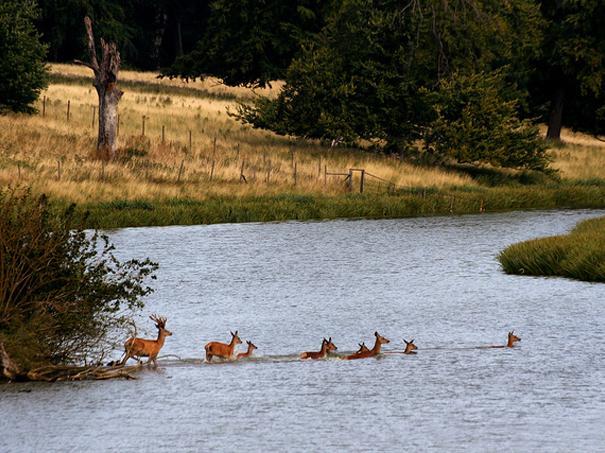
{"left": 498, "top": 216, "right": 605, "bottom": 283}
{"left": 3, "top": 64, "right": 605, "bottom": 227}
{"left": 78, "top": 184, "right": 605, "bottom": 228}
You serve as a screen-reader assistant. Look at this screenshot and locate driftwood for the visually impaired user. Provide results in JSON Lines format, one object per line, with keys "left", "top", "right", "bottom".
{"left": 1, "top": 340, "right": 142, "bottom": 382}
{"left": 75, "top": 16, "right": 123, "bottom": 160}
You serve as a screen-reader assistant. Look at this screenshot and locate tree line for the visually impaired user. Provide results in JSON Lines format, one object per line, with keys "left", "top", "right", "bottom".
{"left": 2, "top": 0, "right": 604, "bottom": 169}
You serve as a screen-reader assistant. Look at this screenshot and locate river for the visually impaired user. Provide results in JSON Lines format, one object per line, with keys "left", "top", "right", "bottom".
{"left": 2, "top": 209, "right": 604, "bottom": 452}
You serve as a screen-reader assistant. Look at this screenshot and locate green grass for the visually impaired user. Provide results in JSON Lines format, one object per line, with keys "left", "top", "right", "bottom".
{"left": 69, "top": 184, "right": 605, "bottom": 229}
{"left": 498, "top": 216, "right": 605, "bottom": 282}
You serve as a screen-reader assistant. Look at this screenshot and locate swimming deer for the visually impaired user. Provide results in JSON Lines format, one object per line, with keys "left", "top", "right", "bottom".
{"left": 357, "top": 342, "right": 370, "bottom": 354}
{"left": 402, "top": 338, "right": 418, "bottom": 354}
{"left": 300, "top": 337, "right": 337, "bottom": 360}
{"left": 345, "top": 332, "right": 390, "bottom": 360}
{"left": 480, "top": 331, "right": 522, "bottom": 349}
{"left": 205, "top": 331, "right": 242, "bottom": 362}
{"left": 236, "top": 340, "right": 257, "bottom": 360}
{"left": 122, "top": 314, "right": 172, "bottom": 368}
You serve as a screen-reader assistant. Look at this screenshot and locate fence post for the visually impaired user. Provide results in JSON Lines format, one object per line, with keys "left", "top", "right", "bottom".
{"left": 17, "top": 162, "right": 21, "bottom": 179}
{"left": 161, "top": 125, "right": 165, "bottom": 143}
{"left": 57, "top": 160, "right": 61, "bottom": 181}
{"left": 347, "top": 169, "right": 353, "bottom": 192}
{"left": 116, "top": 114, "right": 120, "bottom": 137}
{"left": 42, "top": 96, "right": 46, "bottom": 117}
{"left": 360, "top": 169, "right": 365, "bottom": 193}
{"left": 66, "top": 100, "right": 70, "bottom": 122}
{"left": 213, "top": 135, "right": 217, "bottom": 156}
{"left": 91, "top": 107, "right": 96, "bottom": 129}
{"left": 293, "top": 162, "right": 297, "bottom": 186}
{"left": 240, "top": 160, "right": 247, "bottom": 183}
{"left": 189, "top": 130, "right": 192, "bottom": 154}
{"left": 177, "top": 159, "right": 185, "bottom": 183}
{"left": 210, "top": 160, "right": 215, "bottom": 181}
{"left": 324, "top": 165, "right": 327, "bottom": 186}
{"left": 141, "top": 115, "right": 146, "bottom": 136}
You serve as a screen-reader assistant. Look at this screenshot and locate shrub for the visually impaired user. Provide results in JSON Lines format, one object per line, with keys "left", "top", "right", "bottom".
{"left": 0, "top": 189, "right": 157, "bottom": 370}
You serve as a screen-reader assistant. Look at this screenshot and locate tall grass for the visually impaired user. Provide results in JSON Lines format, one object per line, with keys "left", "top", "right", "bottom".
{"left": 498, "top": 216, "right": 605, "bottom": 282}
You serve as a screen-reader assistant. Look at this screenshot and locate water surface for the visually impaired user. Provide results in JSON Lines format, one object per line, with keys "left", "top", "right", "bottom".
{"left": 2, "top": 210, "right": 605, "bottom": 452}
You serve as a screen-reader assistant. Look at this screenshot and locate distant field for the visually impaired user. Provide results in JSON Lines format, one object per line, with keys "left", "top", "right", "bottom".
{"left": 1, "top": 64, "right": 605, "bottom": 226}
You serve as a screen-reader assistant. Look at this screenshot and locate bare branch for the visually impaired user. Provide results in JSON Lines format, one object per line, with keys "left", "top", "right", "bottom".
{"left": 83, "top": 16, "right": 99, "bottom": 73}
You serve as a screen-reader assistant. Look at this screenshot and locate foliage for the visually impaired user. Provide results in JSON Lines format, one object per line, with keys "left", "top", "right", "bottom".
{"left": 499, "top": 216, "right": 605, "bottom": 282}
{"left": 0, "top": 189, "right": 158, "bottom": 370}
{"left": 166, "top": 0, "right": 330, "bottom": 87}
{"left": 423, "top": 71, "right": 549, "bottom": 170}
{"left": 0, "top": 0, "right": 48, "bottom": 114}
{"left": 237, "top": 0, "right": 545, "bottom": 168}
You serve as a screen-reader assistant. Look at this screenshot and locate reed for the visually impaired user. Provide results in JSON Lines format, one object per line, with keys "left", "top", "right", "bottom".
{"left": 498, "top": 216, "right": 605, "bottom": 282}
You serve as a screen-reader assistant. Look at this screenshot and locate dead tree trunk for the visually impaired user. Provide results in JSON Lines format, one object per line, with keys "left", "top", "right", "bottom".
{"left": 75, "top": 16, "right": 123, "bottom": 160}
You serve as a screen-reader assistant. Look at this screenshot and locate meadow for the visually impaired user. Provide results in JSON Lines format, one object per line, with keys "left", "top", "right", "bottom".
{"left": 2, "top": 63, "right": 605, "bottom": 227}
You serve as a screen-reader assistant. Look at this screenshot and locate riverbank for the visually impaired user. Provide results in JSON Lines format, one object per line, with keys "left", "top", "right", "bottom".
{"left": 498, "top": 215, "right": 605, "bottom": 282}
{"left": 76, "top": 183, "right": 605, "bottom": 228}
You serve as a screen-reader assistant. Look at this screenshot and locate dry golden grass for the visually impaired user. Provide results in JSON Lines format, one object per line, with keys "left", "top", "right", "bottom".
{"left": 548, "top": 129, "right": 605, "bottom": 180}
{"left": 1, "top": 64, "right": 476, "bottom": 204}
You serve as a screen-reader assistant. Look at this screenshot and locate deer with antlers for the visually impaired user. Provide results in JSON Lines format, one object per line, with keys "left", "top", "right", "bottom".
{"left": 122, "top": 315, "right": 172, "bottom": 368}
{"left": 345, "top": 332, "right": 390, "bottom": 360}
{"left": 300, "top": 337, "right": 338, "bottom": 360}
{"left": 205, "top": 331, "right": 242, "bottom": 362}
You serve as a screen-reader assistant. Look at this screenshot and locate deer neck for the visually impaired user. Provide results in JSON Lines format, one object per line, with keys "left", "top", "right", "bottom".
{"left": 371, "top": 338, "right": 383, "bottom": 354}
{"left": 228, "top": 338, "right": 238, "bottom": 354}
{"left": 157, "top": 329, "right": 167, "bottom": 347}
{"left": 507, "top": 338, "right": 514, "bottom": 347}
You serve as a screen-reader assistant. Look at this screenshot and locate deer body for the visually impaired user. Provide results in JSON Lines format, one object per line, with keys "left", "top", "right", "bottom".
{"left": 345, "top": 332, "right": 390, "bottom": 360}
{"left": 300, "top": 338, "right": 337, "bottom": 360}
{"left": 236, "top": 341, "right": 257, "bottom": 360}
{"left": 205, "top": 331, "right": 242, "bottom": 362}
{"left": 123, "top": 315, "right": 172, "bottom": 368}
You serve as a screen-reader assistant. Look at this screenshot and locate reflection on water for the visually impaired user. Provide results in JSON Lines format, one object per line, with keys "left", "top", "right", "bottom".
{"left": 2, "top": 210, "right": 605, "bottom": 452}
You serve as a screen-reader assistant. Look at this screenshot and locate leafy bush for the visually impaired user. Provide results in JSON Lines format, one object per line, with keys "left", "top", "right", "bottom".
{"left": 0, "top": 189, "right": 157, "bottom": 370}
{"left": 423, "top": 71, "right": 549, "bottom": 170}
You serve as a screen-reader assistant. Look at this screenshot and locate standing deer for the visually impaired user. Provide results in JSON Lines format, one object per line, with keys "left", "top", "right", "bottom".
{"left": 122, "top": 315, "right": 172, "bottom": 368}
{"left": 345, "top": 332, "right": 390, "bottom": 360}
{"left": 205, "top": 331, "right": 242, "bottom": 362}
{"left": 402, "top": 338, "right": 418, "bottom": 354}
{"left": 236, "top": 340, "right": 258, "bottom": 360}
{"left": 300, "top": 337, "right": 337, "bottom": 360}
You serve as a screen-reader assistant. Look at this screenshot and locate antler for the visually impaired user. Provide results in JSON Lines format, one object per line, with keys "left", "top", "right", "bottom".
{"left": 149, "top": 314, "right": 167, "bottom": 328}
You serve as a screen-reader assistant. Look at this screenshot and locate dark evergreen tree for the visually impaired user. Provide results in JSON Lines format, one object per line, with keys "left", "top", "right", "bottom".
{"left": 0, "top": 0, "right": 48, "bottom": 114}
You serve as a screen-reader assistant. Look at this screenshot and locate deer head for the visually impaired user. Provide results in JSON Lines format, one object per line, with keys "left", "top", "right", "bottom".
{"left": 150, "top": 314, "right": 172, "bottom": 336}
{"left": 357, "top": 342, "right": 369, "bottom": 353}
{"left": 230, "top": 330, "right": 242, "bottom": 345}
{"left": 246, "top": 340, "right": 257, "bottom": 351}
{"left": 326, "top": 337, "right": 338, "bottom": 352}
{"left": 507, "top": 331, "right": 521, "bottom": 347}
{"left": 403, "top": 338, "right": 417, "bottom": 354}
{"left": 375, "top": 331, "right": 390, "bottom": 345}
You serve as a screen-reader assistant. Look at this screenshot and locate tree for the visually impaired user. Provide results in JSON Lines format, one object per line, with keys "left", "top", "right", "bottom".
{"left": 165, "top": 0, "right": 331, "bottom": 87}
{"left": 237, "top": 0, "right": 546, "bottom": 169}
{"left": 75, "top": 16, "right": 123, "bottom": 160}
{"left": 0, "top": 0, "right": 48, "bottom": 114}
{"left": 0, "top": 189, "right": 157, "bottom": 376}
{"left": 531, "top": 0, "right": 605, "bottom": 140}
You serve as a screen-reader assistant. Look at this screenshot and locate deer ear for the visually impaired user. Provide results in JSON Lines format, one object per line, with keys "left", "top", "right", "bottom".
{"left": 403, "top": 339, "right": 408, "bottom": 345}
{"left": 375, "top": 331, "right": 378, "bottom": 337}
{"left": 235, "top": 330, "right": 238, "bottom": 336}
{"left": 411, "top": 339, "right": 414, "bottom": 343}
{"left": 329, "top": 337, "right": 332, "bottom": 342}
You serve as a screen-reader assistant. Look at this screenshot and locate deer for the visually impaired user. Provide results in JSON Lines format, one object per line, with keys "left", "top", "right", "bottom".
{"left": 357, "top": 342, "right": 370, "bottom": 354}
{"left": 300, "top": 337, "right": 337, "bottom": 360}
{"left": 205, "top": 331, "right": 242, "bottom": 362}
{"left": 402, "top": 338, "right": 418, "bottom": 354}
{"left": 236, "top": 340, "right": 258, "bottom": 360}
{"left": 122, "top": 314, "right": 172, "bottom": 368}
{"left": 479, "top": 331, "right": 522, "bottom": 349}
{"left": 345, "top": 332, "right": 390, "bottom": 360}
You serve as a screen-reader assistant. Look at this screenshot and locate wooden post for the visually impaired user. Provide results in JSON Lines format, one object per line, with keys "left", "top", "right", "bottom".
{"left": 42, "top": 96, "right": 46, "bottom": 117}
{"left": 240, "top": 160, "right": 247, "bottom": 183}
{"left": 213, "top": 135, "right": 217, "bottom": 156}
{"left": 480, "top": 199, "right": 485, "bottom": 213}
{"left": 293, "top": 162, "right": 297, "bottom": 186}
{"left": 177, "top": 159, "right": 185, "bottom": 183}
{"left": 188, "top": 130, "right": 192, "bottom": 154}
{"left": 57, "top": 160, "right": 61, "bottom": 180}
{"left": 91, "top": 106, "right": 96, "bottom": 128}
{"left": 236, "top": 143, "right": 240, "bottom": 160}
{"left": 449, "top": 196, "right": 455, "bottom": 214}
{"left": 101, "top": 159, "right": 106, "bottom": 181}
{"left": 347, "top": 169, "right": 353, "bottom": 192}
{"left": 210, "top": 160, "right": 215, "bottom": 181}
{"left": 117, "top": 114, "right": 120, "bottom": 137}
{"left": 161, "top": 125, "right": 165, "bottom": 143}
{"left": 17, "top": 162, "right": 21, "bottom": 179}
{"left": 324, "top": 165, "right": 327, "bottom": 186}
{"left": 141, "top": 115, "right": 146, "bottom": 136}
{"left": 360, "top": 169, "right": 365, "bottom": 193}
{"left": 318, "top": 157, "right": 321, "bottom": 178}
{"left": 66, "top": 100, "right": 70, "bottom": 122}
